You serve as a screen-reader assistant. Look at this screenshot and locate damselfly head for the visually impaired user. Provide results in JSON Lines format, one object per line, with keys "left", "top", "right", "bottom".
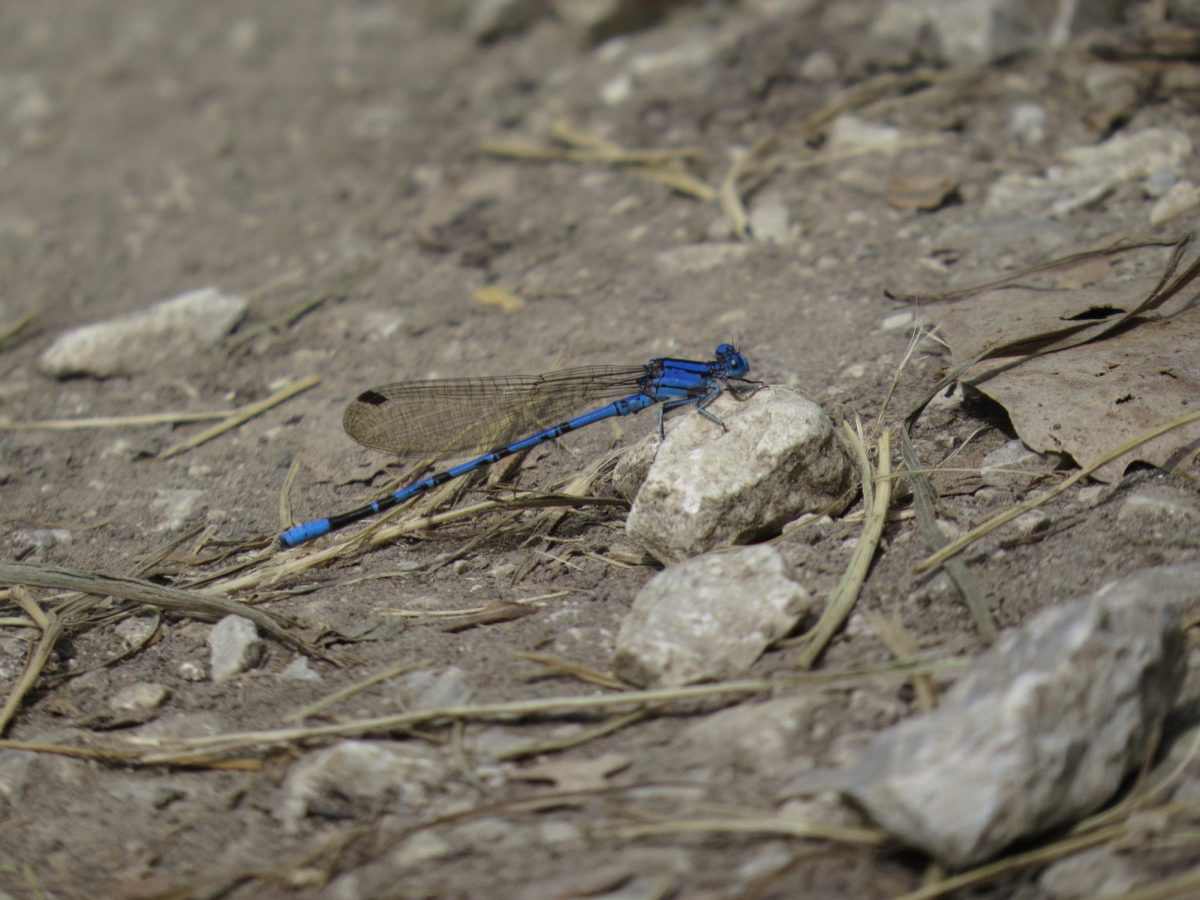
{"left": 716, "top": 343, "right": 749, "bottom": 379}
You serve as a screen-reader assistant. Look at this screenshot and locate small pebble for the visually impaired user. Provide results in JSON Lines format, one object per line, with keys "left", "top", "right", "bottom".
{"left": 1149, "top": 179, "right": 1200, "bottom": 226}
{"left": 109, "top": 682, "right": 170, "bottom": 712}
{"left": 800, "top": 49, "right": 838, "bottom": 81}
{"left": 1008, "top": 102, "right": 1046, "bottom": 146}
{"left": 113, "top": 617, "right": 158, "bottom": 648}
{"left": 178, "top": 660, "right": 206, "bottom": 682}
{"left": 279, "top": 658, "right": 322, "bottom": 682}
{"left": 207, "top": 615, "right": 264, "bottom": 682}
{"left": 612, "top": 545, "right": 810, "bottom": 687}
{"left": 38, "top": 286, "right": 247, "bottom": 379}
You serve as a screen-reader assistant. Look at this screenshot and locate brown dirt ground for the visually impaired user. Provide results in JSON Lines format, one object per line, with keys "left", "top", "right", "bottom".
{"left": 2, "top": 1, "right": 1199, "bottom": 898}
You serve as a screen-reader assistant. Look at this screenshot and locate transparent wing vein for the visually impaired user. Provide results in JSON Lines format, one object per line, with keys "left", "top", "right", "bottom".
{"left": 342, "top": 364, "right": 649, "bottom": 456}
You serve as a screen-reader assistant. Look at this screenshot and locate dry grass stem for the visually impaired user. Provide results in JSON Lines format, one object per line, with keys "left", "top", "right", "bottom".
{"left": 788, "top": 136, "right": 948, "bottom": 174}
{"left": 0, "top": 409, "right": 234, "bottom": 431}
{"left": 875, "top": 325, "right": 930, "bottom": 438}
{"left": 890, "top": 741, "right": 1200, "bottom": 900}
{"left": 6, "top": 658, "right": 967, "bottom": 766}
{"left": 717, "top": 136, "right": 778, "bottom": 238}
{"left": 480, "top": 122, "right": 716, "bottom": 201}
{"left": 915, "top": 407, "right": 1200, "bottom": 574}
{"left": 0, "top": 312, "right": 35, "bottom": 346}
{"left": 283, "top": 660, "right": 430, "bottom": 723}
{"left": 482, "top": 120, "right": 700, "bottom": 167}
{"left": 227, "top": 260, "right": 380, "bottom": 351}
{"left": 158, "top": 375, "right": 319, "bottom": 460}
{"left": 514, "top": 447, "right": 624, "bottom": 581}
{"left": 494, "top": 710, "right": 647, "bottom": 761}
{"left": 509, "top": 649, "right": 626, "bottom": 690}
{"left": 865, "top": 610, "right": 937, "bottom": 712}
{"left": 279, "top": 457, "right": 303, "bottom": 527}
{"left": 0, "top": 589, "right": 61, "bottom": 737}
{"left": 903, "top": 236, "right": 1197, "bottom": 432}
{"left": 795, "top": 422, "right": 893, "bottom": 669}
{"left": 632, "top": 164, "right": 717, "bottom": 200}
{"left": 1111, "top": 869, "right": 1200, "bottom": 900}
{"left": 605, "top": 546, "right": 660, "bottom": 566}
{"left": 247, "top": 492, "right": 623, "bottom": 591}
{"left": 125, "top": 679, "right": 785, "bottom": 762}
{"left": 719, "top": 147, "right": 753, "bottom": 238}
{"left": 0, "top": 738, "right": 261, "bottom": 771}
{"left": 613, "top": 815, "right": 884, "bottom": 847}
{"left": 0, "top": 561, "right": 331, "bottom": 662}
{"left": 382, "top": 591, "right": 570, "bottom": 620}
{"left": 439, "top": 600, "right": 540, "bottom": 632}
{"left": 888, "top": 803, "right": 1200, "bottom": 900}
{"left": 1075, "top": 726, "right": 1200, "bottom": 834}
{"left": 798, "top": 68, "right": 939, "bottom": 141}
{"left": 899, "top": 429, "right": 996, "bottom": 642}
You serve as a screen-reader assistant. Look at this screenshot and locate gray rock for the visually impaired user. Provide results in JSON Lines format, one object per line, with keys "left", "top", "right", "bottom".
{"left": 178, "top": 660, "right": 206, "bottom": 682}
{"left": 0, "top": 73, "right": 53, "bottom": 125}
{"left": 276, "top": 740, "right": 442, "bottom": 832}
{"left": 628, "top": 36, "right": 719, "bottom": 79}
{"left": 109, "top": 682, "right": 170, "bottom": 712}
{"left": 1117, "top": 488, "right": 1200, "bottom": 537}
{"left": 278, "top": 657, "right": 322, "bottom": 682}
{"left": 38, "top": 286, "right": 246, "bottom": 378}
{"left": 776, "top": 791, "right": 870, "bottom": 832}
{"left": 466, "top": 0, "right": 548, "bottom": 41}
{"left": 980, "top": 438, "right": 1062, "bottom": 489}
{"left": 825, "top": 115, "right": 902, "bottom": 156}
{"left": 870, "top": 0, "right": 1127, "bottom": 66}
{"left": 843, "top": 567, "right": 1187, "bottom": 868}
{"left": 1168, "top": 0, "right": 1200, "bottom": 26}
{"left": 1051, "top": 0, "right": 1134, "bottom": 43}
{"left": 985, "top": 128, "right": 1193, "bottom": 219}
{"left": 130, "top": 711, "right": 226, "bottom": 740}
{"left": 654, "top": 242, "right": 753, "bottom": 276}
{"left": 207, "top": 614, "right": 264, "bottom": 682}
{"left": 0, "top": 635, "right": 29, "bottom": 683}
{"left": 552, "top": 0, "right": 678, "bottom": 43}
{"left": 677, "top": 693, "right": 821, "bottom": 775}
{"left": 0, "top": 729, "right": 87, "bottom": 804}
{"left": 390, "top": 830, "right": 453, "bottom": 870}
{"left": 799, "top": 49, "right": 838, "bottom": 82}
{"left": 1008, "top": 102, "right": 1046, "bottom": 147}
{"left": 1081, "top": 63, "right": 1141, "bottom": 109}
{"left": 611, "top": 435, "right": 658, "bottom": 502}
{"left": 1091, "top": 562, "right": 1200, "bottom": 618}
{"left": 743, "top": 0, "right": 820, "bottom": 14}
{"left": 1142, "top": 167, "right": 1178, "bottom": 199}
{"left": 113, "top": 616, "right": 157, "bottom": 649}
{"left": 400, "top": 665, "right": 471, "bottom": 709}
{"left": 150, "top": 488, "right": 205, "bottom": 532}
{"left": 1149, "top": 179, "right": 1200, "bottom": 226}
{"left": 1039, "top": 846, "right": 1149, "bottom": 899}
{"left": 626, "top": 387, "right": 852, "bottom": 563}
{"left": 748, "top": 193, "right": 792, "bottom": 244}
{"left": 612, "top": 545, "right": 810, "bottom": 687}
{"left": 417, "top": 167, "right": 518, "bottom": 245}
{"left": 1012, "top": 510, "right": 1051, "bottom": 539}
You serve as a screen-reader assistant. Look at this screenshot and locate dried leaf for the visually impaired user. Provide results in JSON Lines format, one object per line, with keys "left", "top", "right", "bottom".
{"left": 965, "top": 308, "right": 1200, "bottom": 479}
{"left": 916, "top": 238, "right": 1200, "bottom": 479}
{"left": 473, "top": 285, "right": 525, "bottom": 312}
{"left": 440, "top": 600, "right": 538, "bottom": 632}
{"left": 885, "top": 174, "right": 959, "bottom": 211}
